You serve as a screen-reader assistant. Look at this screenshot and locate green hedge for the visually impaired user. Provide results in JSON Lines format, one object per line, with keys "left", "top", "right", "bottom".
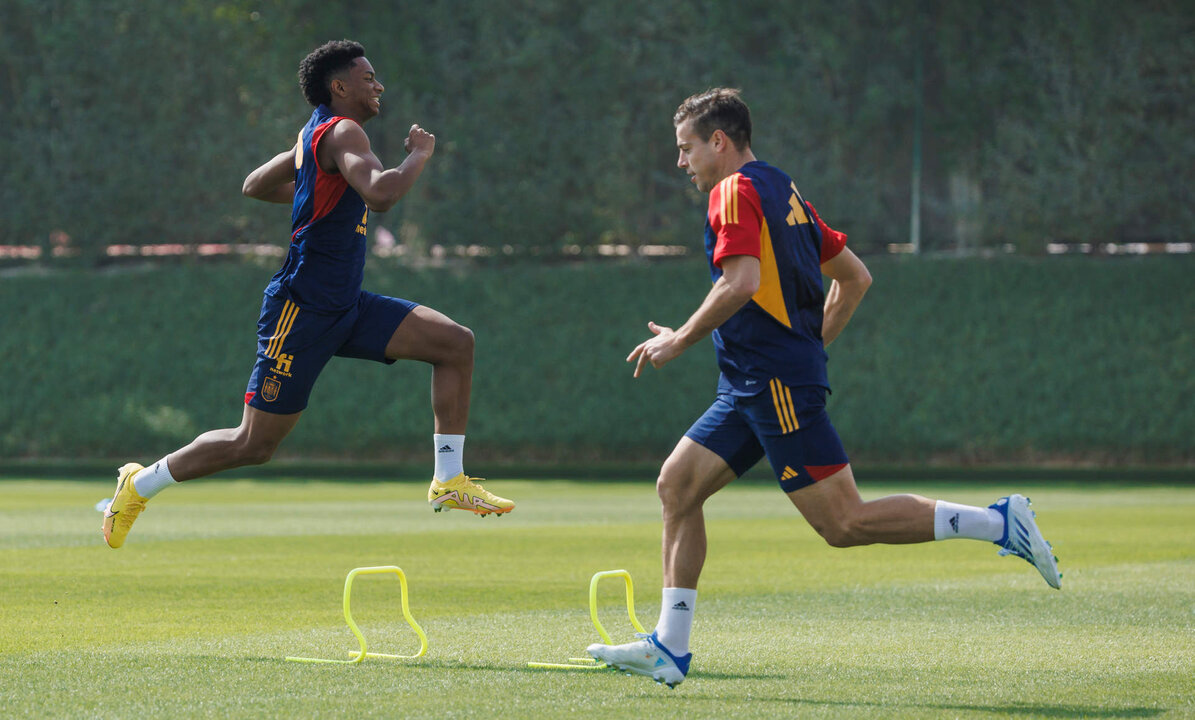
{"left": 1, "top": 255, "right": 1191, "bottom": 466}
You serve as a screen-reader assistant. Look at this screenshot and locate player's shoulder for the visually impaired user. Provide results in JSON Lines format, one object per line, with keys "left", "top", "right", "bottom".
{"left": 708, "top": 171, "right": 754, "bottom": 224}
{"left": 316, "top": 115, "right": 369, "bottom": 152}
{"left": 740, "top": 160, "right": 794, "bottom": 190}
{"left": 321, "top": 114, "right": 364, "bottom": 135}
{"left": 710, "top": 169, "right": 759, "bottom": 204}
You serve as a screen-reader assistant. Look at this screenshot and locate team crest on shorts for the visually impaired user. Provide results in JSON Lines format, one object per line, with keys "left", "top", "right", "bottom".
{"left": 262, "top": 376, "right": 282, "bottom": 403}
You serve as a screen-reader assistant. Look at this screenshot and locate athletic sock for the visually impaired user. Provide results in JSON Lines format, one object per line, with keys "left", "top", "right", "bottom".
{"left": 433, "top": 434, "right": 465, "bottom": 482}
{"left": 655, "top": 587, "right": 697, "bottom": 655}
{"left": 132, "top": 457, "right": 178, "bottom": 499}
{"left": 933, "top": 500, "right": 1004, "bottom": 542}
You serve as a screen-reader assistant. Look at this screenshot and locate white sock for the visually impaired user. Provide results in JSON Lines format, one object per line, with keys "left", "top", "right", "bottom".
{"left": 433, "top": 434, "right": 465, "bottom": 482}
{"left": 132, "top": 457, "right": 178, "bottom": 499}
{"left": 933, "top": 500, "right": 1003, "bottom": 542}
{"left": 655, "top": 588, "right": 697, "bottom": 655}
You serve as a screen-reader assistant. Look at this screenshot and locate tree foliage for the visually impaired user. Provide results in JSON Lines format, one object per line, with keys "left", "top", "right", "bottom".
{"left": 1, "top": 0, "right": 1190, "bottom": 259}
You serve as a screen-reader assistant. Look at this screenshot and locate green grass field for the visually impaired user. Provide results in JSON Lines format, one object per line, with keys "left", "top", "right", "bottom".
{"left": 1, "top": 477, "right": 1192, "bottom": 719}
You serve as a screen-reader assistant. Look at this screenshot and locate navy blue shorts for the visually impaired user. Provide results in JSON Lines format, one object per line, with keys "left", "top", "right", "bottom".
{"left": 684, "top": 383, "right": 849, "bottom": 492}
{"left": 244, "top": 291, "right": 417, "bottom": 414}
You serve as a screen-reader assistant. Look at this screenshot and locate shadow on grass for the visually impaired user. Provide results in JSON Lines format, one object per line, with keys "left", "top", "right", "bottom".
{"left": 254, "top": 655, "right": 788, "bottom": 682}
{"left": 521, "top": 666, "right": 790, "bottom": 682}
{"left": 749, "top": 697, "right": 1165, "bottom": 718}
{"left": 932, "top": 704, "right": 1164, "bottom": 718}
{"left": 251, "top": 657, "right": 1167, "bottom": 718}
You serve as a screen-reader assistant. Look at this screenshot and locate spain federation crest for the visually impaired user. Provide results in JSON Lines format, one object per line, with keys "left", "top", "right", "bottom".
{"left": 262, "top": 375, "right": 282, "bottom": 403}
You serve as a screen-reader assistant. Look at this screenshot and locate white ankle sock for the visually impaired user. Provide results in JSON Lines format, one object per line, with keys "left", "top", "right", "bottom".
{"left": 933, "top": 500, "right": 1003, "bottom": 541}
{"left": 433, "top": 434, "right": 465, "bottom": 482}
{"left": 132, "top": 457, "right": 178, "bottom": 499}
{"left": 655, "top": 588, "right": 697, "bottom": 655}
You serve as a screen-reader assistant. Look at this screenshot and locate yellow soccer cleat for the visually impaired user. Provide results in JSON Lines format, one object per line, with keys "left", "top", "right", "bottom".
{"left": 102, "top": 463, "right": 149, "bottom": 548}
{"left": 427, "top": 473, "right": 514, "bottom": 516}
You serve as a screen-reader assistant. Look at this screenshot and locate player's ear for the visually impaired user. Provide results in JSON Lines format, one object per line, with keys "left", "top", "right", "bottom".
{"left": 710, "top": 129, "right": 727, "bottom": 152}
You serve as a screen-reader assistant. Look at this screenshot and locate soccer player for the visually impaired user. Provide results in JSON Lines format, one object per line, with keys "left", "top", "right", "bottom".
{"left": 102, "top": 40, "right": 513, "bottom": 549}
{"left": 586, "top": 88, "right": 1060, "bottom": 687}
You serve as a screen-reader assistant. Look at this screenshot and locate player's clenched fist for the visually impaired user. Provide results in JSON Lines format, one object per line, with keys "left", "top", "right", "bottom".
{"left": 405, "top": 124, "right": 435, "bottom": 156}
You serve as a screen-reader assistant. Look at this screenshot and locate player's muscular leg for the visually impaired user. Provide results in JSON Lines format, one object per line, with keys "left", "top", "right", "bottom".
{"left": 166, "top": 404, "right": 301, "bottom": 481}
{"left": 787, "top": 465, "right": 935, "bottom": 547}
{"left": 384, "top": 305, "right": 474, "bottom": 434}
{"left": 658, "top": 438, "right": 738, "bottom": 588}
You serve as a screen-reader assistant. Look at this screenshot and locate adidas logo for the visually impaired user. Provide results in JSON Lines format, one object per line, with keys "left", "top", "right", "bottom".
{"left": 949, "top": 513, "right": 960, "bottom": 534}
{"left": 438, "top": 445, "right": 454, "bottom": 453}
{"left": 671, "top": 601, "right": 690, "bottom": 611}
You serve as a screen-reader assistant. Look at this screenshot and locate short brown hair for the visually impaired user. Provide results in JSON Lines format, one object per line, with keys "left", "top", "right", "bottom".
{"left": 674, "top": 88, "right": 752, "bottom": 150}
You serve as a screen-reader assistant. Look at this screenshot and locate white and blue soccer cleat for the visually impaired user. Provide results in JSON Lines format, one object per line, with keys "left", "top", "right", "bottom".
{"left": 587, "top": 631, "right": 691, "bottom": 688}
{"left": 990, "top": 494, "right": 1062, "bottom": 589}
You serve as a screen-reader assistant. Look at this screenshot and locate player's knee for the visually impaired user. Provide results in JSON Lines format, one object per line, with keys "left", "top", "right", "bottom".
{"left": 233, "top": 436, "right": 280, "bottom": 466}
{"left": 820, "top": 528, "right": 856, "bottom": 548}
{"left": 243, "top": 444, "right": 277, "bottom": 466}
{"left": 434, "top": 322, "right": 473, "bottom": 363}
{"left": 454, "top": 323, "right": 475, "bottom": 357}
{"left": 656, "top": 469, "right": 698, "bottom": 514}
{"left": 814, "top": 515, "right": 867, "bottom": 548}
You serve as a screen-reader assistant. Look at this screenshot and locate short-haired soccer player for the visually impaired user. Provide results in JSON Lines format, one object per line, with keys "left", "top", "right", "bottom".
{"left": 586, "top": 88, "right": 1060, "bottom": 687}
{"left": 102, "top": 40, "right": 513, "bottom": 549}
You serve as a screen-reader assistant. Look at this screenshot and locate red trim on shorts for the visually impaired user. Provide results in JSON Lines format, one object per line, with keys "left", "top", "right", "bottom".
{"left": 245, "top": 391, "right": 256, "bottom": 405}
{"left": 806, "top": 463, "right": 847, "bottom": 482}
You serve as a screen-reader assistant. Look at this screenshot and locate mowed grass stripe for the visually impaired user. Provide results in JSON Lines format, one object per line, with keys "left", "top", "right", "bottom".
{"left": 1, "top": 479, "right": 1192, "bottom": 719}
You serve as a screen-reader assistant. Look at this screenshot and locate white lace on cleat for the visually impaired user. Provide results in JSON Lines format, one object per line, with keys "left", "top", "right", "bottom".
{"left": 990, "top": 494, "right": 1062, "bottom": 589}
{"left": 587, "top": 631, "right": 691, "bottom": 688}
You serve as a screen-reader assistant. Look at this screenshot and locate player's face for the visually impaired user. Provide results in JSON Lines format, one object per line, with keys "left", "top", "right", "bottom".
{"left": 675, "top": 119, "right": 720, "bottom": 193}
{"left": 343, "top": 57, "right": 385, "bottom": 119}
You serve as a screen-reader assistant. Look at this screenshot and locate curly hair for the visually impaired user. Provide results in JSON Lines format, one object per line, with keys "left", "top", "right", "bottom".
{"left": 673, "top": 88, "right": 752, "bottom": 151}
{"left": 298, "top": 40, "right": 366, "bottom": 107}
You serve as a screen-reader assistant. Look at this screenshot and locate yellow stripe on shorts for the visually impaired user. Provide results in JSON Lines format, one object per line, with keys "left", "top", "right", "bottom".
{"left": 783, "top": 384, "right": 799, "bottom": 431}
{"left": 769, "top": 378, "right": 800, "bottom": 434}
{"left": 266, "top": 300, "right": 299, "bottom": 359}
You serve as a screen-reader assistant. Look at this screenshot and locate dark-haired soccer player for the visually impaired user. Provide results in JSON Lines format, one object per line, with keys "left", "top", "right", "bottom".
{"left": 586, "top": 88, "right": 1060, "bottom": 687}
{"left": 102, "top": 40, "right": 513, "bottom": 549}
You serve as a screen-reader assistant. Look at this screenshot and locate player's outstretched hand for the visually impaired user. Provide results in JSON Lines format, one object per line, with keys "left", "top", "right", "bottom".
{"left": 627, "top": 321, "right": 680, "bottom": 378}
{"left": 404, "top": 124, "right": 436, "bottom": 157}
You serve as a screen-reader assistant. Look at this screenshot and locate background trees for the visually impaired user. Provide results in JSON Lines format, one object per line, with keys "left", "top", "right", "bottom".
{"left": 1, "top": 0, "right": 1190, "bottom": 259}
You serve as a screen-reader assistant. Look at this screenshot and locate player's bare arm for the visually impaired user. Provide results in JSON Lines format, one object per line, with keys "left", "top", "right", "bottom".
{"left": 628, "top": 254, "right": 760, "bottom": 377}
{"left": 242, "top": 145, "right": 297, "bottom": 204}
{"left": 320, "top": 120, "right": 435, "bottom": 212}
{"left": 820, "top": 246, "right": 872, "bottom": 346}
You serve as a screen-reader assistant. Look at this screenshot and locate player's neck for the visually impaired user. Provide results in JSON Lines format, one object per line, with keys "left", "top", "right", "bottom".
{"left": 328, "top": 100, "right": 370, "bottom": 125}
{"left": 732, "top": 148, "right": 758, "bottom": 169}
{"left": 716, "top": 149, "right": 757, "bottom": 184}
